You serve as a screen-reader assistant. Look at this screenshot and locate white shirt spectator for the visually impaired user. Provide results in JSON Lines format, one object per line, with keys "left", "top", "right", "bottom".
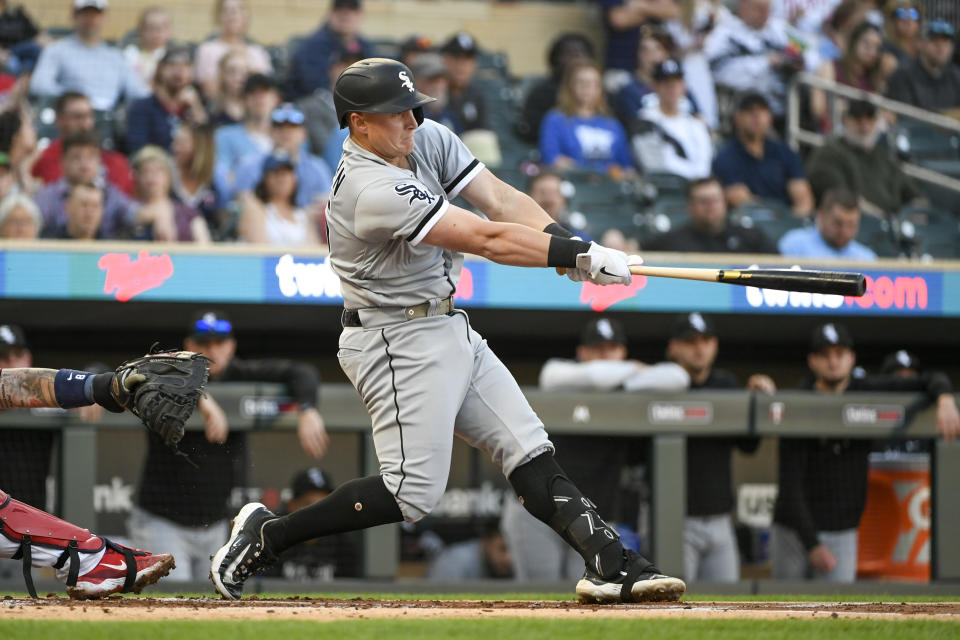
{"left": 632, "top": 103, "right": 713, "bottom": 180}
{"left": 703, "top": 11, "right": 815, "bottom": 115}
{"left": 263, "top": 203, "right": 311, "bottom": 246}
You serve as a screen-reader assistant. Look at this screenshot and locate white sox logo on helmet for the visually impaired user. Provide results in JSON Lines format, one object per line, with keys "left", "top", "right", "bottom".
{"left": 398, "top": 71, "right": 415, "bottom": 93}
{"left": 394, "top": 183, "right": 435, "bottom": 204}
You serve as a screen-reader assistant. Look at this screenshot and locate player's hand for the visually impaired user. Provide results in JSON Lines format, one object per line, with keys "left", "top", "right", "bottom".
{"left": 297, "top": 408, "right": 330, "bottom": 459}
{"left": 576, "top": 243, "right": 632, "bottom": 286}
{"left": 936, "top": 394, "right": 960, "bottom": 442}
{"left": 808, "top": 544, "right": 837, "bottom": 574}
{"left": 746, "top": 374, "right": 777, "bottom": 394}
{"left": 200, "top": 395, "right": 229, "bottom": 444}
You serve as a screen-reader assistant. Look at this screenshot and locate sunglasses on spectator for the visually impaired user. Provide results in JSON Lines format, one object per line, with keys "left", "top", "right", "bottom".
{"left": 194, "top": 318, "right": 233, "bottom": 334}
{"left": 272, "top": 104, "right": 306, "bottom": 126}
{"left": 893, "top": 7, "right": 919, "bottom": 20}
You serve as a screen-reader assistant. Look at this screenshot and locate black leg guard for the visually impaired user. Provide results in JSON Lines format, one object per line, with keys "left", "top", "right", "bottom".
{"left": 509, "top": 452, "right": 625, "bottom": 579}
{"left": 11, "top": 537, "right": 37, "bottom": 599}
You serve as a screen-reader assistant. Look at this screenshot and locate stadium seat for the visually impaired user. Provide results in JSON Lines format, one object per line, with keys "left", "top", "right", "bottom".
{"left": 898, "top": 205, "right": 960, "bottom": 259}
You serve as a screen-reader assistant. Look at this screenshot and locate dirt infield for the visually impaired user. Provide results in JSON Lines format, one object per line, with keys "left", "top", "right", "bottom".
{"left": 2, "top": 597, "right": 958, "bottom": 621}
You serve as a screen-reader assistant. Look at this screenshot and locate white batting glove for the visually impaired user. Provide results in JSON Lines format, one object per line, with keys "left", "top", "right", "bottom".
{"left": 575, "top": 242, "right": 632, "bottom": 285}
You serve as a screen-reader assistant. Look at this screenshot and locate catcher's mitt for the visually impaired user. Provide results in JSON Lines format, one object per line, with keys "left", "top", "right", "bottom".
{"left": 112, "top": 348, "right": 211, "bottom": 446}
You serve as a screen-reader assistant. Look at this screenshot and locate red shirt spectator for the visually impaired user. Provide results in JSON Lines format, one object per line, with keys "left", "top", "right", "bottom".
{"left": 29, "top": 91, "right": 134, "bottom": 194}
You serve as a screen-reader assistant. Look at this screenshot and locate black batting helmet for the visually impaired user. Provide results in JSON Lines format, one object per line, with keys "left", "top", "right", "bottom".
{"left": 334, "top": 57, "right": 436, "bottom": 129}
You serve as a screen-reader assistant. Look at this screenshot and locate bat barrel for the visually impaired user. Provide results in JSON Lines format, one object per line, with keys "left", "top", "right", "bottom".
{"left": 718, "top": 269, "right": 867, "bottom": 296}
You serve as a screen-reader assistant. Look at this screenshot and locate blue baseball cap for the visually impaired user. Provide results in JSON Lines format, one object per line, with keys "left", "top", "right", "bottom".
{"left": 189, "top": 311, "right": 233, "bottom": 341}
{"left": 261, "top": 152, "right": 296, "bottom": 174}
{"left": 271, "top": 103, "right": 306, "bottom": 126}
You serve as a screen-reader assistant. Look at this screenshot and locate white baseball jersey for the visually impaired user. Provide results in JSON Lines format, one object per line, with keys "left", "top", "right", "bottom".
{"left": 326, "top": 118, "right": 485, "bottom": 309}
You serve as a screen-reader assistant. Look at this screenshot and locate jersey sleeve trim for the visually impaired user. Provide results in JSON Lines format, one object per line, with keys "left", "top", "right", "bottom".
{"left": 406, "top": 198, "right": 449, "bottom": 246}
{"left": 444, "top": 158, "right": 484, "bottom": 199}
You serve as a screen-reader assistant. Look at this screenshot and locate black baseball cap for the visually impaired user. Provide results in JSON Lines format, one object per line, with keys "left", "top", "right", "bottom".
{"left": 243, "top": 73, "right": 279, "bottom": 95}
{"left": 580, "top": 317, "right": 627, "bottom": 346}
{"left": 653, "top": 59, "right": 684, "bottom": 81}
{"left": 670, "top": 312, "right": 715, "bottom": 340}
{"left": 881, "top": 349, "right": 921, "bottom": 374}
{"left": 735, "top": 91, "right": 770, "bottom": 112}
{"left": 159, "top": 44, "right": 192, "bottom": 66}
{"left": 189, "top": 311, "right": 234, "bottom": 341}
{"left": 441, "top": 32, "right": 479, "bottom": 57}
{"left": 809, "top": 322, "right": 854, "bottom": 352}
{"left": 0, "top": 324, "right": 27, "bottom": 349}
{"left": 846, "top": 99, "right": 878, "bottom": 119}
{"left": 291, "top": 467, "right": 336, "bottom": 498}
{"left": 925, "top": 19, "right": 956, "bottom": 39}
{"left": 400, "top": 34, "right": 433, "bottom": 58}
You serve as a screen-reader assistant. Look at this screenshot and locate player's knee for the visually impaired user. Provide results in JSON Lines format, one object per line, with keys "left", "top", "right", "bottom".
{"left": 386, "top": 474, "right": 449, "bottom": 523}
{"left": 507, "top": 450, "right": 567, "bottom": 522}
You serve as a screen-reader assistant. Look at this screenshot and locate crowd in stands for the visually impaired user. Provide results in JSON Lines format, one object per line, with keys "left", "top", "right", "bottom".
{"left": 0, "top": 0, "right": 958, "bottom": 257}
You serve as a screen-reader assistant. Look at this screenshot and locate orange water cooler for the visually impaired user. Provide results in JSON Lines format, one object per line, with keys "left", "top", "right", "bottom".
{"left": 857, "top": 453, "right": 930, "bottom": 581}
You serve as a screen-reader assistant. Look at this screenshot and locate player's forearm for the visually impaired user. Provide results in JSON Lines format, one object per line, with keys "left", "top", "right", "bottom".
{"left": 489, "top": 186, "right": 555, "bottom": 231}
{"left": 478, "top": 222, "right": 554, "bottom": 267}
{"left": 0, "top": 368, "right": 60, "bottom": 408}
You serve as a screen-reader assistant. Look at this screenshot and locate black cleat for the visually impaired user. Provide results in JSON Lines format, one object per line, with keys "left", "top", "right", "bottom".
{"left": 209, "top": 502, "right": 277, "bottom": 600}
{"left": 575, "top": 550, "right": 686, "bottom": 604}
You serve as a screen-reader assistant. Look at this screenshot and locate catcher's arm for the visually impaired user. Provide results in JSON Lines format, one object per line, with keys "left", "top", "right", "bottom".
{"left": 0, "top": 367, "right": 122, "bottom": 411}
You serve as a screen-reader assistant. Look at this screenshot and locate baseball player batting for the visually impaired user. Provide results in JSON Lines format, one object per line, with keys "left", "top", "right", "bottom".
{"left": 0, "top": 352, "right": 208, "bottom": 599}
{"left": 210, "top": 57, "right": 685, "bottom": 604}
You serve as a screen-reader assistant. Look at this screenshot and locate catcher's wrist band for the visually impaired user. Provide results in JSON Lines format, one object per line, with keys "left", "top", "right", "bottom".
{"left": 53, "top": 369, "right": 96, "bottom": 409}
{"left": 547, "top": 237, "right": 591, "bottom": 269}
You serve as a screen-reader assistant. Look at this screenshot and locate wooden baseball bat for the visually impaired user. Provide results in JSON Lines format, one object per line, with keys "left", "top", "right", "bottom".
{"left": 629, "top": 265, "right": 867, "bottom": 297}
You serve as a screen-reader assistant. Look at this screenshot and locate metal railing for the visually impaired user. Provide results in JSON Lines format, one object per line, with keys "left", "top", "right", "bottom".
{"left": 786, "top": 72, "right": 960, "bottom": 195}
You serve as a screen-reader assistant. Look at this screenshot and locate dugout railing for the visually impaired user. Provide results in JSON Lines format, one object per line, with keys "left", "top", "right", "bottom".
{"left": 1, "top": 383, "right": 958, "bottom": 582}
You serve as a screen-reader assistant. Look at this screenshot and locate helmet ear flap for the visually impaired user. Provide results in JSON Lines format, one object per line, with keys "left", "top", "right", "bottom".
{"left": 413, "top": 107, "right": 424, "bottom": 126}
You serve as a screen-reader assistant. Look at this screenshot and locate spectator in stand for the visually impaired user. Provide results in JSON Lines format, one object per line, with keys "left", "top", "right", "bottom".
{"left": 0, "top": 106, "right": 38, "bottom": 196}
{"left": 712, "top": 92, "right": 815, "bottom": 216}
{"left": 0, "top": 1, "right": 42, "bottom": 76}
{"left": 426, "top": 521, "right": 514, "bottom": 581}
{"left": 645, "top": 176, "right": 779, "bottom": 253}
{"left": 41, "top": 182, "right": 105, "bottom": 239}
{"left": 0, "top": 192, "right": 40, "bottom": 238}
{"left": 214, "top": 74, "right": 281, "bottom": 195}
{"left": 122, "top": 7, "right": 172, "bottom": 87}
{"left": 35, "top": 130, "right": 138, "bottom": 238}
{"left": 296, "top": 47, "right": 364, "bottom": 159}
{"left": 778, "top": 187, "right": 877, "bottom": 260}
{"left": 30, "top": 0, "right": 149, "bottom": 111}
{"left": 810, "top": 22, "right": 888, "bottom": 126}
{"left": 772, "top": 0, "right": 843, "bottom": 39}
{"left": 806, "top": 100, "right": 922, "bottom": 217}
{"left": 599, "top": 0, "right": 681, "bottom": 91}
{"left": 126, "top": 45, "right": 208, "bottom": 155}
{"left": 526, "top": 171, "right": 590, "bottom": 240}
{"left": 630, "top": 59, "right": 712, "bottom": 180}
{"left": 814, "top": 1, "right": 871, "bottom": 64}
{"left": 771, "top": 322, "right": 958, "bottom": 582}
{"left": 883, "top": 2, "right": 922, "bottom": 70}
{"left": 441, "top": 32, "right": 489, "bottom": 132}
{"left": 238, "top": 154, "right": 320, "bottom": 246}
{"left": 665, "top": 312, "right": 771, "bottom": 582}
{"left": 288, "top": 0, "right": 372, "bottom": 100}
{"left": 208, "top": 48, "right": 252, "bottom": 126}
{"left": 411, "top": 53, "right": 461, "bottom": 134}
{"left": 171, "top": 123, "right": 221, "bottom": 237}
{"left": 264, "top": 468, "right": 362, "bottom": 581}
{"left": 399, "top": 34, "right": 433, "bottom": 68}
{"left": 703, "top": 0, "right": 812, "bottom": 119}
{"left": 664, "top": 0, "right": 727, "bottom": 130}
{"left": 516, "top": 32, "right": 595, "bottom": 143}
{"left": 615, "top": 27, "right": 699, "bottom": 126}
{"left": 539, "top": 62, "right": 633, "bottom": 175}
{"left": 227, "top": 103, "right": 331, "bottom": 209}
{"left": 194, "top": 0, "right": 272, "bottom": 100}
{"left": 30, "top": 92, "right": 134, "bottom": 194}
{"left": 129, "top": 311, "right": 327, "bottom": 581}
{"left": 501, "top": 317, "right": 689, "bottom": 580}
{"left": 886, "top": 19, "right": 960, "bottom": 113}
{"left": 131, "top": 145, "right": 210, "bottom": 243}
